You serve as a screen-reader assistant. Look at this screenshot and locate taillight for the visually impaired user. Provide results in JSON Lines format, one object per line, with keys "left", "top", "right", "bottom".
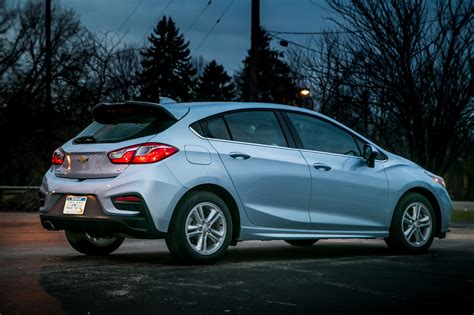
{"left": 108, "top": 142, "right": 178, "bottom": 164}
{"left": 52, "top": 148, "right": 65, "bottom": 165}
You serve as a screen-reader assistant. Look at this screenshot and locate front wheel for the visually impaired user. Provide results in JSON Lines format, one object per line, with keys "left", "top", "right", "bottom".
{"left": 165, "top": 191, "right": 233, "bottom": 264}
{"left": 65, "top": 230, "right": 124, "bottom": 256}
{"left": 385, "top": 193, "right": 436, "bottom": 254}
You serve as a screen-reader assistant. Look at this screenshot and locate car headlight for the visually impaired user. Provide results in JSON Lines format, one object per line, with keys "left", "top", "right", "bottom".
{"left": 425, "top": 171, "right": 446, "bottom": 189}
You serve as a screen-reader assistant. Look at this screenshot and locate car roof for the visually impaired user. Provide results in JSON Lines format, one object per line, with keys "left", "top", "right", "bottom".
{"left": 174, "top": 102, "right": 355, "bottom": 133}
{"left": 170, "top": 101, "right": 386, "bottom": 153}
{"left": 97, "top": 101, "right": 190, "bottom": 120}
{"left": 118, "top": 101, "right": 317, "bottom": 118}
{"left": 175, "top": 101, "right": 320, "bottom": 118}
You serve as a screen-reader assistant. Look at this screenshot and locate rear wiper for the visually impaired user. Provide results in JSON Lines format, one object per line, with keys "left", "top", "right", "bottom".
{"left": 73, "top": 135, "right": 97, "bottom": 144}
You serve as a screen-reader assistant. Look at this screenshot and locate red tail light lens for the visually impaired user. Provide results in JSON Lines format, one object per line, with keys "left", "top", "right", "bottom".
{"left": 52, "top": 148, "right": 65, "bottom": 165}
{"left": 108, "top": 143, "right": 178, "bottom": 164}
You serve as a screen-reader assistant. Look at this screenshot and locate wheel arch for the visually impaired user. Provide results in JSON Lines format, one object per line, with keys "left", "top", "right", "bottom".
{"left": 176, "top": 183, "right": 241, "bottom": 242}
{"left": 395, "top": 187, "right": 442, "bottom": 237}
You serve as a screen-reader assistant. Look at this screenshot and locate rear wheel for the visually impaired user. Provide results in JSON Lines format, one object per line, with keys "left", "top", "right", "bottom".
{"left": 284, "top": 239, "right": 319, "bottom": 246}
{"left": 65, "top": 230, "right": 124, "bottom": 256}
{"left": 165, "top": 191, "right": 232, "bottom": 264}
{"left": 385, "top": 193, "right": 436, "bottom": 254}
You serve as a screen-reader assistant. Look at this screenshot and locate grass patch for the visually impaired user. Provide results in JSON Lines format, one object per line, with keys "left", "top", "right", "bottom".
{"left": 451, "top": 209, "right": 474, "bottom": 223}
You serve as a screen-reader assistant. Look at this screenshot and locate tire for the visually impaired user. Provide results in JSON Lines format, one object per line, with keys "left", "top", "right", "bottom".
{"left": 285, "top": 239, "right": 319, "bottom": 246}
{"left": 65, "top": 230, "right": 124, "bottom": 256}
{"left": 165, "top": 191, "right": 233, "bottom": 264}
{"left": 385, "top": 193, "right": 436, "bottom": 254}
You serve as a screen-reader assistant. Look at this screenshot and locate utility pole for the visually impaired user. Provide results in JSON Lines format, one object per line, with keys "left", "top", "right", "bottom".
{"left": 248, "top": 0, "right": 259, "bottom": 102}
{"left": 45, "top": 0, "right": 52, "bottom": 124}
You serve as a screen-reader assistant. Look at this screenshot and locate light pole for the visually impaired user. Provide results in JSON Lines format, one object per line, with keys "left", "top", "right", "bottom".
{"left": 45, "top": 0, "right": 52, "bottom": 127}
{"left": 248, "top": 0, "right": 260, "bottom": 102}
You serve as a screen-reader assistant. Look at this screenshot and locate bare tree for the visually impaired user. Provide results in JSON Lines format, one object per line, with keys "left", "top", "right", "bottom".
{"left": 0, "top": 1, "right": 142, "bottom": 185}
{"left": 0, "top": 4, "right": 27, "bottom": 76}
{"left": 290, "top": 0, "right": 473, "bottom": 175}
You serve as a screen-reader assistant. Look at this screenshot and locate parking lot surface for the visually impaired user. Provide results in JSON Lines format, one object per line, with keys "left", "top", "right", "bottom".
{"left": 0, "top": 213, "right": 473, "bottom": 314}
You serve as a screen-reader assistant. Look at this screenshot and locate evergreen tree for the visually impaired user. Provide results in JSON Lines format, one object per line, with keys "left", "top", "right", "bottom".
{"left": 236, "top": 27, "right": 297, "bottom": 104}
{"left": 195, "top": 60, "right": 235, "bottom": 101}
{"left": 137, "top": 16, "right": 195, "bottom": 102}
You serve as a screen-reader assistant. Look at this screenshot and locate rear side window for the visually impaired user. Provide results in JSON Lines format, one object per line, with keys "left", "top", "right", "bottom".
{"left": 75, "top": 105, "right": 176, "bottom": 143}
{"left": 223, "top": 111, "right": 287, "bottom": 147}
{"left": 200, "top": 117, "right": 231, "bottom": 140}
{"left": 286, "top": 112, "right": 360, "bottom": 156}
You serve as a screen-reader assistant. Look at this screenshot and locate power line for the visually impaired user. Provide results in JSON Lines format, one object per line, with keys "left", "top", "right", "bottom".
{"left": 268, "top": 29, "right": 363, "bottom": 36}
{"left": 185, "top": 0, "right": 212, "bottom": 35}
{"left": 115, "top": 0, "right": 145, "bottom": 33}
{"left": 142, "top": 0, "right": 173, "bottom": 44}
{"left": 194, "top": 0, "right": 235, "bottom": 54}
{"left": 268, "top": 13, "right": 465, "bottom": 37}
{"left": 306, "top": 0, "right": 331, "bottom": 12}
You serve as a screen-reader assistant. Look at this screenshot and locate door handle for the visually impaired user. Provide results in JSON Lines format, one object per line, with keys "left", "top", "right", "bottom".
{"left": 229, "top": 152, "right": 251, "bottom": 160}
{"left": 313, "top": 163, "right": 331, "bottom": 171}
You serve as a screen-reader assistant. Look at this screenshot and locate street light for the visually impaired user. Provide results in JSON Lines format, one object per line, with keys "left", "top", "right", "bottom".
{"left": 298, "top": 88, "right": 310, "bottom": 97}
{"left": 295, "top": 88, "right": 313, "bottom": 109}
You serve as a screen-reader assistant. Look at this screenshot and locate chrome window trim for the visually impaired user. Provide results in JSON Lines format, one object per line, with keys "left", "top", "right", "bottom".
{"left": 189, "top": 125, "right": 380, "bottom": 162}
{"left": 190, "top": 125, "right": 389, "bottom": 162}
{"left": 189, "top": 125, "right": 292, "bottom": 151}
{"left": 189, "top": 125, "right": 205, "bottom": 139}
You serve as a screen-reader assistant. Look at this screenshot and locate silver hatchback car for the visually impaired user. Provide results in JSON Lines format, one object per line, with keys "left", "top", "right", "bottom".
{"left": 40, "top": 101, "right": 452, "bottom": 263}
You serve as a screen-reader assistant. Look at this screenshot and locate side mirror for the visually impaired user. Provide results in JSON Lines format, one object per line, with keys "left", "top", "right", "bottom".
{"left": 363, "top": 144, "right": 379, "bottom": 168}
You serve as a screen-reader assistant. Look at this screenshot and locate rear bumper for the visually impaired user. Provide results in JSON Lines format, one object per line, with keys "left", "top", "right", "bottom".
{"left": 39, "top": 162, "right": 187, "bottom": 233}
{"left": 40, "top": 214, "right": 164, "bottom": 238}
{"left": 39, "top": 194, "right": 165, "bottom": 238}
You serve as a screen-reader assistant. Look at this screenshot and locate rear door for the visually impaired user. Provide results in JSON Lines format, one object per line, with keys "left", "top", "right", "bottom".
{"left": 202, "top": 110, "right": 312, "bottom": 229}
{"left": 283, "top": 111, "right": 389, "bottom": 231}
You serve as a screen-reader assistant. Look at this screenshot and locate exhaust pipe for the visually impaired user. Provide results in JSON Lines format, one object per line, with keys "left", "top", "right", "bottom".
{"left": 43, "top": 221, "right": 56, "bottom": 231}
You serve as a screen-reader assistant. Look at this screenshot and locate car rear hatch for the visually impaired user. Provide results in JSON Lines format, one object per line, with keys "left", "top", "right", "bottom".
{"left": 55, "top": 101, "right": 188, "bottom": 179}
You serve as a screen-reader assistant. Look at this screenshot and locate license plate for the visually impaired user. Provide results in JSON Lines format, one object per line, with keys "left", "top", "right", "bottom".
{"left": 63, "top": 196, "right": 87, "bottom": 214}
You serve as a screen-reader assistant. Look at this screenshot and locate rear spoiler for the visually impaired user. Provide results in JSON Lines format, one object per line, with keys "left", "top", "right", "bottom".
{"left": 92, "top": 101, "right": 189, "bottom": 123}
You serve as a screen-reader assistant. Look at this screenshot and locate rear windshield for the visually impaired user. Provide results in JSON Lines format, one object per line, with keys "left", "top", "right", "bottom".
{"left": 75, "top": 113, "right": 176, "bottom": 144}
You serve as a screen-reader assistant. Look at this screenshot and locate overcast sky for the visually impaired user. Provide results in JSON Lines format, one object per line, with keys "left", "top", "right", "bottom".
{"left": 18, "top": 0, "right": 336, "bottom": 73}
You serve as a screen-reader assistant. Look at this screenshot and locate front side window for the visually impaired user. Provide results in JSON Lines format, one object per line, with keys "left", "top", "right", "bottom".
{"left": 286, "top": 112, "right": 360, "bottom": 156}
{"left": 223, "top": 111, "right": 287, "bottom": 147}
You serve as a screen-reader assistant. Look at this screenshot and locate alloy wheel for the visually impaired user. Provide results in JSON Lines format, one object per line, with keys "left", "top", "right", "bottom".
{"left": 401, "top": 202, "right": 433, "bottom": 247}
{"left": 185, "top": 202, "right": 227, "bottom": 255}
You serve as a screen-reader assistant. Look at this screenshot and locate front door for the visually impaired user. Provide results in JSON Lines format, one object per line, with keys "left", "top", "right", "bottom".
{"left": 284, "top": 111, "right": 389, "bottom": 231}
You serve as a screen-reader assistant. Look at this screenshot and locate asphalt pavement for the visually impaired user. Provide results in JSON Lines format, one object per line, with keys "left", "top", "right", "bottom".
{"left": 0, "top": 212, "right": 473, "bottom": 314}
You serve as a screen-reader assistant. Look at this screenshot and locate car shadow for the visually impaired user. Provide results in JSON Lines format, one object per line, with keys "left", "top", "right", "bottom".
{"left": 224, "top": 241, "right": 392, "bottom": 263}
{"left": 57, "top": 240, "right": 393, "bottom": 267}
